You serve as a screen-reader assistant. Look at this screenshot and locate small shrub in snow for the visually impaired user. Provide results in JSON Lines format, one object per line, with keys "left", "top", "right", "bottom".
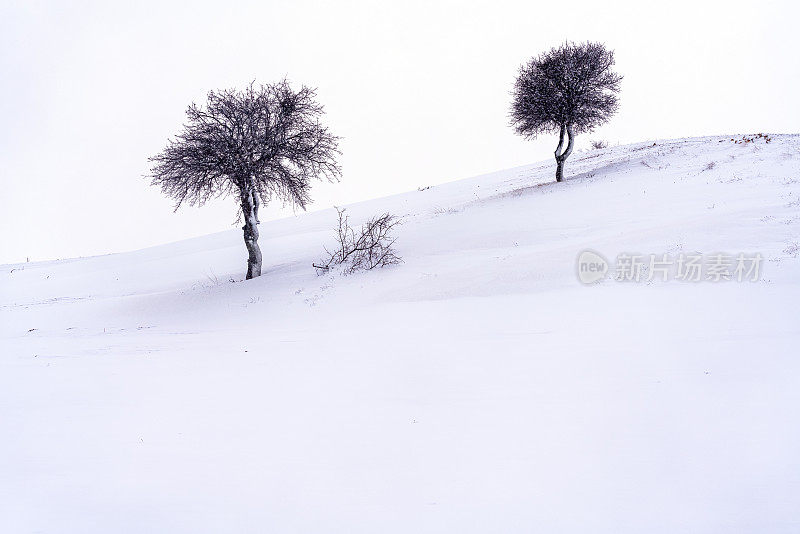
{"left": 591, "top": 140, "right": 608, "bottom": 149}
{"left": 314, "top": 208, "right": 402, "bottom": 274}
{"left": 731, "top": 133, "right": 772, "bottom": 144}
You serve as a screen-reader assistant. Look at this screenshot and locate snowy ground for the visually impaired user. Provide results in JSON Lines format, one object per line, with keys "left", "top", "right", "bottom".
{"left": 2, "top": 135, "right": 799, "bottom": 533}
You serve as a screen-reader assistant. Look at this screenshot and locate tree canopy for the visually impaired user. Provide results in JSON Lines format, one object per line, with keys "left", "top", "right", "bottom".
{"left": 510, "top": 41, "right": 622, "bottom": 138}
{"left": 150, "top": 80, "right": 341, "bottom": 212}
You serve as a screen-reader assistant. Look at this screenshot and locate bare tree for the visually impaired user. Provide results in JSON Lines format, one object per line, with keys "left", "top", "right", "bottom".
{"left": 510, "top": 42, "right": 622, "bottom": 182}
{"left": 314, "top": 208, "right": 402, "bottom": 274}
{"left": 149, "top": 80, "right": 341, "bottom": 279}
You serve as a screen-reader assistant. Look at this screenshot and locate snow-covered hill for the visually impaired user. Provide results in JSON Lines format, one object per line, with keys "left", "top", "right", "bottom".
{"left": 2, "top": 135, "right": 799, "bottom": 533}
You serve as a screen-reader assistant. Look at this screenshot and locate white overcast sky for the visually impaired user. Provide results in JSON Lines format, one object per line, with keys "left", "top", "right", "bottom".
{"left": 1, "top": 0, "right": 797, "bottom": 263}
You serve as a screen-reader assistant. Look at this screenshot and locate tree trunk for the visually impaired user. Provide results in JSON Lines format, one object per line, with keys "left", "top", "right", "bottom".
{"left": 553, "top": 124, "right": 575, "bottom": 183}
{"left": 555, "top": 158, "right": 565, "bottom": 182}
{"left": 241, "top": 189, "right": 262, "bottom": 279}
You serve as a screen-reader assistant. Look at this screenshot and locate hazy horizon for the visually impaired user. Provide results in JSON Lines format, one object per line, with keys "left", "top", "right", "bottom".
{"left": 2, "top": 0, "right": 797, "bottom": 263}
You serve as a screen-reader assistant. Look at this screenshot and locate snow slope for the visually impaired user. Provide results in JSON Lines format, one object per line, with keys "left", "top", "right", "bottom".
{"left": 2, "top": 135, "right": 799, "bottom": 533}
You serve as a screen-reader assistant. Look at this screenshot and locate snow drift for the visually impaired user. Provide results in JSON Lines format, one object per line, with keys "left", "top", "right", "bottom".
{"left": 2, "top": 135, "right": 799, "bottom": 533}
